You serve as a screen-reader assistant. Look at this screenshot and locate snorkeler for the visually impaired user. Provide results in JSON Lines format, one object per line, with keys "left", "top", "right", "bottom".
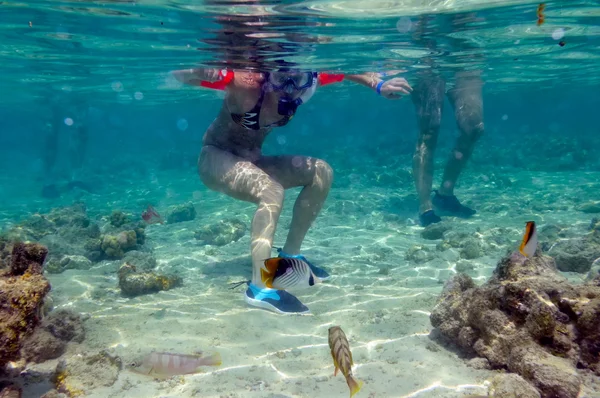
{"left": 173, "top": 67, "right": 411, "bottom": 314}
{"left": 410, "top": 14, "right": 485, "bottom": 226}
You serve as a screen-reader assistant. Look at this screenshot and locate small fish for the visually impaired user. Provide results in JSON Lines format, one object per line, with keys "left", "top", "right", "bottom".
{"left": 537, "top": 3, "right": 546, "bottom": 26}
{"left": 261, "top": 257, "right": 319, "bottom": 290}
{"left": 328, "top": 326, "right": 363, "bottom": 398}
{"left": 142, "top": 205, "right": 163, "bottom": 225}
{"left": 128, "top": 351, "right": 221, "bottom": 378}
{"left": 519, "top": 221, "right": 538, "bottom": 258}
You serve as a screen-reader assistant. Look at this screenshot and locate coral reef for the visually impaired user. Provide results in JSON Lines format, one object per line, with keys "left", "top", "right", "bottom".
{"left": 54, "top": 350, "right": 122, "bottom": 397}
{"left": 548, "top": 227, "right": 600, "bottom": 273}
{"left": 488, "top": 373, "right": 541, "bottom": 398}
{"left": 0, "top": 242, "right": 51, "bottom": 369}
{"left": 430, "top": 251, "right": 600, "bottom": 398}
{"left": 166, "top": 202, "right": 196, "bottom": 224}
{"left": 117, "top": 263, "right": 182, "bottom": 297}
{"left": 47, "top": 223, "right": 145, "bottom": 266}
{"left": 1, "top": 204, "right": 149, "bottom": 272}
{"left": 194, "top": 218, "right": 247, "bottom": 246}
{"left": 1, "top": 204, "right": 100, "bottom": 263}
{"left": 108, "top": 210, "right": 129, "bottom": 227}
{"left": 20, "top": 329, "right": 66, "bottom": 363}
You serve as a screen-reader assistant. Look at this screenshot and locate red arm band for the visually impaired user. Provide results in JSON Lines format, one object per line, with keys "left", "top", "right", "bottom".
{"left": 199, "top": 69, "right": 234, "bottom": 90}
{"left": 318, "top": 73, "right": 345, "bottom": 86}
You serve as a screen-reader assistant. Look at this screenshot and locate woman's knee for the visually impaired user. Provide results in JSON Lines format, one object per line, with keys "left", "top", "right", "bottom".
{"left": 457, "top": 119, "right": 484, "bottom": 143}
{"left": 257, "top": 177, "right": 285, "bottom": 207}
{"left": 314, "top": 159, "right": 333, "bottom": 189}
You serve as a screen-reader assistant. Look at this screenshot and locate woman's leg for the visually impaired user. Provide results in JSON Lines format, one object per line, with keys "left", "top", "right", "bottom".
{"left": 255, "top": 155, "right": 333, "bottom": 255}
{"left": 441, "top": 70, "right": 484, "bottom": 196}
{"left": 198, "top": 145, "right": 284, "bottom": 287}
{"left": 411, "top": 75, "right": 446, "bottom": 220}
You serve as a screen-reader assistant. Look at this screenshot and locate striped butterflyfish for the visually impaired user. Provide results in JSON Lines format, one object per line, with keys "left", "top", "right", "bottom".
{"left": 261, "top": 257, "right": 318, "bottom": 290}
{"left": 519, "top": 221, "right": 538, "bottom": 258}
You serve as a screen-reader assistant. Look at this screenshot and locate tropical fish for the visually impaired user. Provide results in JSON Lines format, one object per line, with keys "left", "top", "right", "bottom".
{"left": 128, "top": 351, "right": 221, "bottom": 378}
{"left": 328, "top": 326, "right": 363, "bottom": 398}
{"left": 142, "top": 205, "right": 163, "bottom": 225}
{"left": 260, "top": 257, "right": 319, "bottom": 290}
{"left": 519, "top": 221, "right": 538, "bottom": 258}
{"left": 537, "top": 3, "right": 546, "bottom": 26}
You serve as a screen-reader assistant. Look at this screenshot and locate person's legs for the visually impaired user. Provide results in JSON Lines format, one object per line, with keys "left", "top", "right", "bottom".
{"left": 411, "top": 74, "right": 445, "bottom": 225}
{"left": 256, "top": 155, "right": 333, "bottom": 279}
{"left": 199, "top": 145, "right": 284, "bottom": 286}
{"left": 432, "top": 70, "right": 483, "bottom": 216}
{"left": 256, "top": 155, "right": 333, "bottom": 254}
{"left": 198, "top": 145, "right": 314, "bottom": 314}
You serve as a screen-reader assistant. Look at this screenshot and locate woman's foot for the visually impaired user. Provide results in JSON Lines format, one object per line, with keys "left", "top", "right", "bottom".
{"left": 419, "top": 209, "right": 441, "bottom": 227}
{"left": 432, "top": 190, "right": 476, "bottom": 218}
{"left": 244, "top": 283, "right": 310, "bottom": 315}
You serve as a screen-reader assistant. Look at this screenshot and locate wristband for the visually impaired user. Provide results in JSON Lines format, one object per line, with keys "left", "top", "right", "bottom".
{"left": 376, "top": 80, "right": 385, "bottom": 95}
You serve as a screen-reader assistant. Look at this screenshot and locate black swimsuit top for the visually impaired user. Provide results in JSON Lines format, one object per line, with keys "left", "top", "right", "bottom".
{"left": 230, "top": 88, "right": 293, "bottom": 131}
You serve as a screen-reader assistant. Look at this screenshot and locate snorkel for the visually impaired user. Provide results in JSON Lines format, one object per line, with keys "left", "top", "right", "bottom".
{"left": 267, "top": 71, "right": 318, "bottom": 117}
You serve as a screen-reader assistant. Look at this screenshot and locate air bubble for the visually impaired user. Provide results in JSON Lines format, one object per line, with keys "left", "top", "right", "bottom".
{"left": 111, "top": 81, "right": 123, "bottom": 92}
{"left": 177, "top": 118, "right": 188, "bottom": 131}
{"left": 396, "top": 17, "right": 412, "bottom": 33}
{"left": 552, "top": 28, "right": 565, "bottom": 41}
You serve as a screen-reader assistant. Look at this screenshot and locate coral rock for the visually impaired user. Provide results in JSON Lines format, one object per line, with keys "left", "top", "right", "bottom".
{"left": 109, "top": 210, "right": 129, "bottom": 227}
{"left": 117, "top": 263, "right": 182, "bottom": 297}
{"left": 43, "top": 309, "right": 85, "bottom": 343}
{"left": 0, "top": 242, "right": 51, "bottom": 368}
{"left": 489, "top": 373, "right": 541, "bottom": 398}
{"left": 21, "top": 329, "right": 66, "bottom": 363}
{"left": 166, "top": 202, "right": 196, "bottom": 224}
{"left": 10, "top": 242, "right": 48, "bottom": 276}
{"left": 431, "top": 252, "right": 599, "bottom": 397}
{"left": 421, "top": 222, "right": 451, "bottom": 240}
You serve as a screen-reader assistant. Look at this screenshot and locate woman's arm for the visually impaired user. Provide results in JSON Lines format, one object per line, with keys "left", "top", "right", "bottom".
{"left": 345, "top": 72, "right": 412, "bottom": 99}
{"left": 172, "top": 68, "right": 221, "bottom": 85}
{"left": 171, "top": 68, "right": 234, "bottom": 90}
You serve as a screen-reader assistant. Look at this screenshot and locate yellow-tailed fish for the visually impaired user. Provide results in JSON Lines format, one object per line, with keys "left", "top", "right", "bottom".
{"left": 519, "top": 221, "right": 537, "bottom": 258}
{"left": 261, "top": 257, "right": 319, "bottom": 290}
{"left": 328, "top": 326, "right": 363, "bottom": 397}
{"left": 128, "top": 351, "right": 221, "bottom": 378}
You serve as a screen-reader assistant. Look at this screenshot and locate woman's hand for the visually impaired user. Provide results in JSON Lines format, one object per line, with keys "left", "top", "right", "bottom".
{"left": 378, "top": 77, "right": 413, "bottom": 99}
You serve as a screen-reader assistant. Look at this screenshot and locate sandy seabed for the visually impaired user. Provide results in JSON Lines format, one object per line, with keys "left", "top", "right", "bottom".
{"left": 7, "top": 169, "right": 600, "bottom": 398}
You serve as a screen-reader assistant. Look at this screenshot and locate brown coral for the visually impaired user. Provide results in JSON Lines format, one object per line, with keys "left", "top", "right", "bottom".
{"left": 0, "top": 242, "right": 51, "bottom": 369}
{"left": 117, "top": 263, "right": 182, "bottom": 297}
{"left": 430, "top": 252, "right": 600, "bottom": 398}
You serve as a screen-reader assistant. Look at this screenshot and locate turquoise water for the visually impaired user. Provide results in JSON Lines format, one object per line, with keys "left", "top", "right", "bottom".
{"left": 1, "top": 1, "right": 600, "bottom": 397}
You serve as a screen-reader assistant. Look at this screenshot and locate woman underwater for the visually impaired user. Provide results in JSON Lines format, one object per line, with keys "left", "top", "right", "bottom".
{"left": 173, "top": 66, "right": 412, "bottom": 314}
